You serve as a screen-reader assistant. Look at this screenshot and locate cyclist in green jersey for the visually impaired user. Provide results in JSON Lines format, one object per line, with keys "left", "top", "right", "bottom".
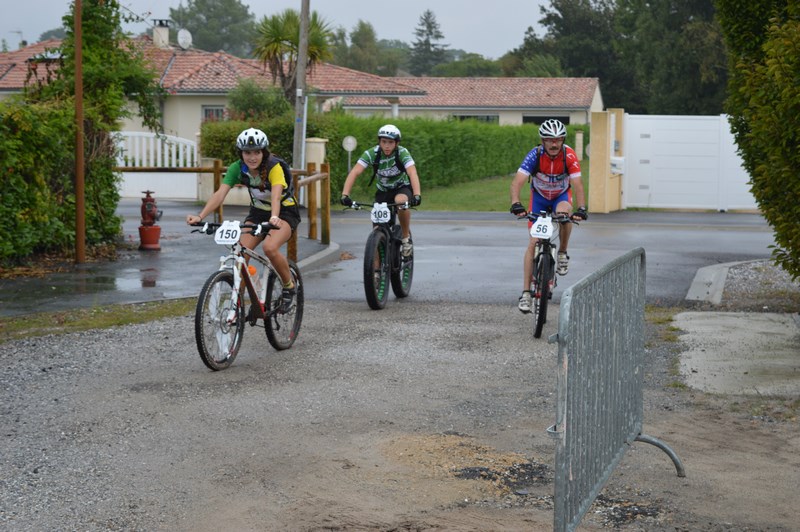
{"left": 340, "top": 124, "right": 421, "bottom": 257}
{"left": 186, "top": 127, "right": 300, "bottom": 312}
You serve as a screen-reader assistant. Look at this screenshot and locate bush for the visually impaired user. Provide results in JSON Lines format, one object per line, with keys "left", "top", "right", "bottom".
{"left": 717, "top": 0, "right": 800, "bottom": 279}
{"left": 200, "top": 113, "right": 589, "bottom": 200}
{"left": 227, "top": 79, "right": 291, "bottom": 119}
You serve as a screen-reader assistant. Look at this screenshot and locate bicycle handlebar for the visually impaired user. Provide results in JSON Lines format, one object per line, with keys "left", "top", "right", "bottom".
{"left": 189, "top": 220, "right": 278, "bottom": 235}
{"left": 345, "top": 200, "right": 411, "bottom": 211}
{"left": 518, "top": 211, "right": 579, "bottom": 226}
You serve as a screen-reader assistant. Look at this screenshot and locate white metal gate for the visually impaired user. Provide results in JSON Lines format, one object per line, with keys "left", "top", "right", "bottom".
{"left": 115, "top": 132, "right": 199, "bottom": 199}
{"left": 623, "top": 115, "right": 756, "bottom": 211}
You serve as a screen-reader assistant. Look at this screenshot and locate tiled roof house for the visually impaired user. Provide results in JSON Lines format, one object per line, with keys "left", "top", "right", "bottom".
{"left": 1, "top": 28, "right": 602, "bottom": 140}
{"left": 341, "top": 77, "right": 603, "bottom": 126}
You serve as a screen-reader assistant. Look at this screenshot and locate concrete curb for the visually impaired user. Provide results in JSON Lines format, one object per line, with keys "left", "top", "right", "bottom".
{"left": 298, "top": 241, "right": 341, "bottom": 272}
{"left": 685, "top": 259, "right": 756, "bottom": 304}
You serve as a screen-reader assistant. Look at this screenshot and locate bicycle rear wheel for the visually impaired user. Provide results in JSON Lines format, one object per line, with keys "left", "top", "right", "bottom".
{"left": 533, "top": 252, "right": 552, "bottom": 339}
{"left": 265, "top": 260, "right": 304, "bottom": 350}
{"left": 390, "top": 227, "right": 413, "bottom": 298}
{"left": 195, "top": 269, "right": 244, "bottom": 370}
{"left": 363, "top": 229, "right": 389, "bottom": 309}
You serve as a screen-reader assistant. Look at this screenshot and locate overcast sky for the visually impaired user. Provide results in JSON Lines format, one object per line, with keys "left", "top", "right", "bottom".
{"left": 3, "top": 0, "right": 549, "bottom": 59}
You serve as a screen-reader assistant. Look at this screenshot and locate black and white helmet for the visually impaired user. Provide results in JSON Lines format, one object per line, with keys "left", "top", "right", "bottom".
{"left": 377, "top": 124, "right": 401, "bottom": 141}
{"left": 236, "top": 128, "right": 269, "bottom": 151}
{"left": 538, "top": 119, "right": 567, "bottom": 139}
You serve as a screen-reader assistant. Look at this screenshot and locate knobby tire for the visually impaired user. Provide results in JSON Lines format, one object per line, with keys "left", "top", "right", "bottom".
{"left": 390, "top": 226, "right": 413, "bottom": 298}
{"left": 363, "top": 229, "right": 389, "bottom": 310}
{"left": 195, "top": 269, "right": 244, "bottom": 370}
{"left": 265, "top": 260, "right": 304, "bottom": 350}
{"left": 533, "top": 250, "right": 552, "bottom": 339}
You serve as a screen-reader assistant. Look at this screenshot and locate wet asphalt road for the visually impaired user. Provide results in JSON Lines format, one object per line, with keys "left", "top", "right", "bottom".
{"left": 0, "top": 199, "right": 774, "bottom": 317}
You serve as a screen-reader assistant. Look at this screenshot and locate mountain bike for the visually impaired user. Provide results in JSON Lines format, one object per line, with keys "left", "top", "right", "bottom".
{"left": 346, "top": 200, "right": 414, "bottom": 310}
{"left": 523, "top": 209, "right": 577, "bottom": 339}
{"left": 190, "top": 220, "right": 303, "bottom": 370}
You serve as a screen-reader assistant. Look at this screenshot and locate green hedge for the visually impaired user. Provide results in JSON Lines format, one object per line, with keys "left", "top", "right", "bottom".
{"left": 716, "top": 0, "right": 800, "bottom": 279}
{"left": 200, "top": 113, "right": 589, "bottom": 199}
{"left": 0, "top": 97, "right": 122, "bottom": 264}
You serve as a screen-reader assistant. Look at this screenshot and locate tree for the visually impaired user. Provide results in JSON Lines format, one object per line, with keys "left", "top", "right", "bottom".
{"left": 517, "top": 54, "right": 564, "bottom": 77}
{"left": 347, "top": 20, "right": 379, "bottom": 74}
{"left": 39, "top": 27, "right": 66, "bottom": 41}
{"left": 376, "top": 39, "right": 411, "bottom": 76}
{"left": 716, "top": 0, "right": 799, "bottom": 279}
{"left": 614, "top": 0, "right": 727, "bottom": 114}
{"left": 169, "top": 0, "right": 255, "bottom": 56}
{"left": 227, "top": 78, "right": 291, "bottom": 119}
{"left": 1, "top": 0, "right": 166, "bottom": 262}
{"left": 535, "top": 0, "right": 641, "bottom": 110}
{"left": 329, "top": 27, "right": 350, "bottom": 66}
{"left": 431, "top": 53, "right": 502, "bottom": 77}
{"left": 408, "top": 10, "right": 447, "bottom": 76}
{"left": 253, "top": 8, "right": 333, "bottom": 101}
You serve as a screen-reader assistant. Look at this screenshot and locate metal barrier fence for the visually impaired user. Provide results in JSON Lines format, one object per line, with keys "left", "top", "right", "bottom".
{"left": 549, "top": 247, "right": 685, "bottom": 532}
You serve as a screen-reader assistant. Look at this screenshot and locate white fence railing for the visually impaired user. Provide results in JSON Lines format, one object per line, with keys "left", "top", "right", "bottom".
{"left": 115, "top": 132, "right": 198, "bottom": 168}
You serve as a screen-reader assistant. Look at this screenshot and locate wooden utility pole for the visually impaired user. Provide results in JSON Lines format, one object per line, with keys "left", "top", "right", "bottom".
{"left": 75, "top": 0, "right": 86, "bottom": 263}
{"left": 292, "top": 0, "right": 309, "bottom": 169}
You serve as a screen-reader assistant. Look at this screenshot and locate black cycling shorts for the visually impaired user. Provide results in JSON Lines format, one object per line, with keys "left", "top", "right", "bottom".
{"left": 375, "top": 185, "right": 412, "bottom": 205}
{"left": 245, "top": 204, "right": 301, "bottom": 232}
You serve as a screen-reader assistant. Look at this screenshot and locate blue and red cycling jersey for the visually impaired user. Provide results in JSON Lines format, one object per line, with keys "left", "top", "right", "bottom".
{"left": 517, "top": 145, "right": 582, "bottom": 201}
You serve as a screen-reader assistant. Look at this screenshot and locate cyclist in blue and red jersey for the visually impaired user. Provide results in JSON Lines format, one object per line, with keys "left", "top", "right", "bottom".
{"left": 510, "top": 119, "right": 588, "bottom": 313}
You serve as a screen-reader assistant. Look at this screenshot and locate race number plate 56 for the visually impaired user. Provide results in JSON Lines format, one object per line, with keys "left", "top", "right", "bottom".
{"left": 530, "top": 216, "right": 554, "bottom": 240}
{"left": 214, "top": 220, "right": 241, "bottom": 244}
{"left": 370, "top": 202, "right": 391, "bottom": 224}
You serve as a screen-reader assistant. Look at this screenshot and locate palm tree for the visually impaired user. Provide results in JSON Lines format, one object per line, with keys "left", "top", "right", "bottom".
{"left": 253, "top": 8, "right": 334, "bottom": 101}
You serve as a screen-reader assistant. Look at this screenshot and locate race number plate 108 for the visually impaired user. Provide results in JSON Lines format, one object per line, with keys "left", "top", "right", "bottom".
{"left": 530, "top": 216, "right": 554, "bottom": 240}
{"left": 370, "top": 202, "right": 391, "bottom": 224}
{"left": 214, "top": 220, "right": 241, "bottom": 245}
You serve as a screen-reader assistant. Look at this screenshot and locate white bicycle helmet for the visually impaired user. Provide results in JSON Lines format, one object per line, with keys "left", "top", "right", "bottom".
{"left": 236, "top": 128, "right": 269, "bottom": 151}
{"left": 538, "top": 119, "right": 567, "bottom": 139}
{"left": 377, "top": 124, "right": 401, "bottom": 141}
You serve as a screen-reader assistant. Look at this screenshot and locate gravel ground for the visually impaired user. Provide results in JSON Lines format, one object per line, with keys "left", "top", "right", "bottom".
{"left": 1, "top": 259, "right": 798, "bottom": 531}
{"left": 718, "top": 259, "right": 800, "bottom": 313}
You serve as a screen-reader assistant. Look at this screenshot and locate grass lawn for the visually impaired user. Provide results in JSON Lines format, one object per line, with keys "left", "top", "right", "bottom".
{"left": 423, "top": 167, "right": 589, "bottom": 212}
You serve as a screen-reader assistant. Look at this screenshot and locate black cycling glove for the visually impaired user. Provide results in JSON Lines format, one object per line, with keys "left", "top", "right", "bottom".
{"left": 510, "top": 202, "right": 526, "bottom": 215}
{"left": 340, "top": 194, "right": 353, "bottom": 207}
{"left": 411, "top": 194, "right": 422, "bottom": 207}
{"left": 573, "top": 207, "right": 588, "bottom": 220}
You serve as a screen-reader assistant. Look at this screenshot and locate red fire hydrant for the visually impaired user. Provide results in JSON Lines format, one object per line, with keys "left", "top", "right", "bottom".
{"left": 138, "top": 190, "right": 162, "bottom": 251}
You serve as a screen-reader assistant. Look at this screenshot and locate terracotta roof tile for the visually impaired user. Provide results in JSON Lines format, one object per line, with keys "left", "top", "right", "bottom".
{"left": 344, "top": 77, "right": 599, "bottom": 109}
{"left": 2, "top": 37, "right": 425, "bottom": 98}
{"left": 0, "top": 39, "right": 62, "bottom": 91}
{"left": 308, "top": 63, "right": 425, "bottom": 96}
{"left": 1, "top": 39, "right": 598, "bottom": 112}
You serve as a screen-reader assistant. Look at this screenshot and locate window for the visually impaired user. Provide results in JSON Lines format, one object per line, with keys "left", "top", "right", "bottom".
{"left": 454, "top": 115, "right": 499, "bottom": 124}
{"left": 523, "top": 116, "right": 570, "bottom": 125}
{"left": 202, "top": 105, "right": 225, "bottom": 122}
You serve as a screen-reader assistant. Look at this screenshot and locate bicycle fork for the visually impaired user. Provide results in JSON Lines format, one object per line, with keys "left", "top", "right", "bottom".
{"left": 532, "top": 244, "right": 557, "bottom": 298}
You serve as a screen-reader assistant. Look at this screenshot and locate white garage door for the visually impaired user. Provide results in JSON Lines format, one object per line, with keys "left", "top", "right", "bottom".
{"left": 623, "top": 115, "right": 756, "bottom": 211}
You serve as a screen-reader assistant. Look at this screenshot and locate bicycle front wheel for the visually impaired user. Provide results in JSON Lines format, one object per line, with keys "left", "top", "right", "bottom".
{"left": 195, "top": 270, "right": 244, "bottom": 370}
{"left": 265, "top": 260, "right": 304, "bottom": 350}
{"left": 390, "top": 229, "right": 413, "bottom": 298}
{"left": 363, "top": 229, "right": 389, "bottom": 309}
{"left": 533, "top": 252, "right": 552, "bottom": 339}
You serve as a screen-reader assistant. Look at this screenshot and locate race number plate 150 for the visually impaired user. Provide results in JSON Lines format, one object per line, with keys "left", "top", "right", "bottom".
{"left": 214, "top": 220, "right": 241, "bottom": 245}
